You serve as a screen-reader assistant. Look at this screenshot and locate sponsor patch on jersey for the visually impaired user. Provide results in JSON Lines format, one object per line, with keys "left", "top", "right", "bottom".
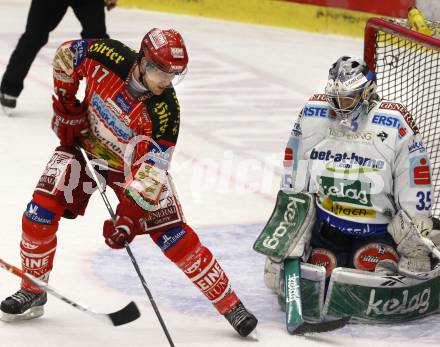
{"left": 410, "top": 155, "right": 431, "bottom": 187}
{"left": 54, "top": 47, "right": 74, "bottom": 74}
{"left": 309, "top": 94, "right": 327, "bottom": 102}
{"left": 376, "top": 131, "right": 388, "bottom": 142}
{"left": 115, "top": 93, "right": 133, "bottom": 113}
{"left": 71, "top": 40, "right": 88, "bottom": 68}
{"left": 319, "top": 176, "right": 372, "bottom": 206}
{"left": 310, "top": 148, "right": 385, "bottom": 171}
{"left": 321, "top": 198, "right": 376, "bottom": 218}
{"left": 145, "top": 142, "right": 174, "bottom": 170}
{"left": 408, "top": 140, "right": 426, "bottom": 154}
{"left": 379, "top": 102, "right": 419, "bottom": 134}
{"left": 153, "top": 101, "right": 173, "bottom": 139}
{"left": 316, "top": 206, "right": 387, "bottom": 236}
{"left": 88, "top": 112, "right": 125, "bottom": 157}
{"left": 87, "top": 42, "right": 126, "bottom": 64}
{"left": 328, "top": 128, "right": 373, "bottom": 143}
{"left": 398, "top": 126, "right": 407, "bottom": 139}
{"left": 303, "top": 106, "right": 330, "bottom": 118}
{"left": 53, "top": 69, "right": 75, "bottom": 83}
{"left": 371, "top": 114, "right": 400, "bottom": 128}
{"left": 137, "top": 186, "right": 183, "bottom": 231}
{"left": 290, "top": 121, "right": 302, "bottom": 137}
{"left": 36, "top": 151, "right": 74, "bottom": 194}
{"left": 285, "top": 147, "right": 293, "bottom": 161}
{"left": 155, "top": 226, "right": 187, "bottom": 253}
{"left": 106, "top": 99, "right": 123, "bottom": 117}
{"left": 91, "top": 93, "right": 133, "bottom": 142}
{"left": 24, "top": 201, "right": 56, "bottom": 225}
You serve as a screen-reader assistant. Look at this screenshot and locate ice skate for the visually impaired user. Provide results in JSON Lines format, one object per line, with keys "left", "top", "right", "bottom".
{"left": 224, "top": 301, "right": 258, "bottom": 337}
{"left": 1, "top": 289, "right": 47, "bottom": 322}
{"left": 0, "top": 93, "right": 17, "bottom": 116}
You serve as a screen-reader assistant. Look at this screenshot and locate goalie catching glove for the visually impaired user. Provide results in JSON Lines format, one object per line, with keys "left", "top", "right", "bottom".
{"left": 388, "top": 210, "right": 440, "bottom": 279}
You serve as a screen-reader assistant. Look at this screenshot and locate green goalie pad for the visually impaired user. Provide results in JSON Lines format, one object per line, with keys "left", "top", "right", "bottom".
{"left": 253, "top": 190, "right": 314, "bottom": 261}
{"left": 278, "top": 262, "right": 326, "bottom": 322}
{"left": 323, "top": 268, "right": 440, "bottom": 323}
{"left": 288, "top": 264, "right": 440, "bottom": 323}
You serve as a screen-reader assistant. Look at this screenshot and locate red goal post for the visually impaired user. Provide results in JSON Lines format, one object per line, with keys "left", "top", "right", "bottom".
{"left": 364, "top": 18, "right": 440, "bottom": 218}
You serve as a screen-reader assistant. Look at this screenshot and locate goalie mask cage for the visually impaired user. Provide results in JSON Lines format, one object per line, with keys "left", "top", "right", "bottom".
{"left": 364, "top": 18, "right": 440, "bottom": 218}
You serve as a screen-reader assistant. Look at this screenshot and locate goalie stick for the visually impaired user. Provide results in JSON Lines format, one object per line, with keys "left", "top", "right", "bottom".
{"left": 284, "top": 258, "right": 349, "bottom": 334}
{"left": 0, "top": 257, "right": 140, "bottom": 326}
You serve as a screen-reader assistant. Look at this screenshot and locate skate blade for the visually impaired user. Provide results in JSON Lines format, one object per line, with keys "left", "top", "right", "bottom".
{"left": 0, "top": 306, "right": 44, "bottom": 322}
{"left": 247, "top": 329, "right": 259, "bottom": 341}
{"left": 0, "top": 105, "right": 14, "bottom": 117}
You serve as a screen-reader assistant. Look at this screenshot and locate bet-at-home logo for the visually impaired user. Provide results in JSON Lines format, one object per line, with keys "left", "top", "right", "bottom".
{"left": 319, "top": 176, "right": 372, "bottom": 207}
{"left": 367, "top": 288, "right": 430, "bottom": 316}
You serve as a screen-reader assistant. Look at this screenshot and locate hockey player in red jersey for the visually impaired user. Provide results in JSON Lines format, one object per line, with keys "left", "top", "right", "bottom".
{"left": 0, "top": 28, "right": 257, "bottom": 337}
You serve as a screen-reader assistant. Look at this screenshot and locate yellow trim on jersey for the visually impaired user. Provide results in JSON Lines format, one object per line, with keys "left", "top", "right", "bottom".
{"left": 322, "top": 197, "right": 376, "bottom": 218}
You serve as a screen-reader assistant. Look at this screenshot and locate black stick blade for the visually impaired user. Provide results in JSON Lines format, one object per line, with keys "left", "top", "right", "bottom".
{"left": 108, "top": 301, "right": 141, "bottom": 326}
{"left": 288, "top": 317, "right": 350, "bottom": 335}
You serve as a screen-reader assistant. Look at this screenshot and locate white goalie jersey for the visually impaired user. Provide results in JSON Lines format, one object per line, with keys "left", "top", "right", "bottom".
{"left": 283, "top": 94, "right": 433, "bottom": 237}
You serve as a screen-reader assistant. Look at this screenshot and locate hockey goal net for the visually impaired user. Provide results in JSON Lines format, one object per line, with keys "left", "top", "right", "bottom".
{"left": 364, "top": 18, "right": 440, "bottom": 218}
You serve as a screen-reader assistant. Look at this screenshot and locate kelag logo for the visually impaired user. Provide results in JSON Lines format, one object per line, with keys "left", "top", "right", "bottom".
{"left": 319, "top": 176, "right": 372, "bottom": 206}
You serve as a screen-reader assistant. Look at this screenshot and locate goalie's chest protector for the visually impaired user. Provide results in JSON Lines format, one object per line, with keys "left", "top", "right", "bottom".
{"left": 299, "top": 101, "right": 400, "bottom": 236}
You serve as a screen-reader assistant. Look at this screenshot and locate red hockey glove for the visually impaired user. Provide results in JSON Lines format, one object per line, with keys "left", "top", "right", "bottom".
{"left": 51, "top": 96, "right": 88, "bottom": 146}
{"left": 102, "top": 201, "right": 144, "bottom": 249}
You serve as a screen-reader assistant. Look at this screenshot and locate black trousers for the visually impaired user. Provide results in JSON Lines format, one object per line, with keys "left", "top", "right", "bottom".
{"left": 1, "top": 0, "right": 109, "bottom": 97}
{"left": 310, "top": 222, "right": 396, "bottom": 268}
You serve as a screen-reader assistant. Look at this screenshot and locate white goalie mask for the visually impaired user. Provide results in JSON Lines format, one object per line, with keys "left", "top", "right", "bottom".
{"left": 325, "top": 56, "right": 377, "bottom": 128}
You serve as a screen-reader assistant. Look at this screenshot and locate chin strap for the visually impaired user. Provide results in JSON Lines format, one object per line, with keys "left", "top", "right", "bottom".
{"left": 337, "top": 100, "right": 369, "bottom": 130}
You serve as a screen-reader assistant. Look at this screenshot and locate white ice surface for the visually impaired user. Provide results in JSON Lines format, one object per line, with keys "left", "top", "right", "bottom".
{"left": 1, "top": 1, "right": 440, "bottom": 346}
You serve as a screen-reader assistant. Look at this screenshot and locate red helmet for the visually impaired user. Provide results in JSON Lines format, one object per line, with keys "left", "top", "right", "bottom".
{"left": 140, "top": 28, "right": 188, "bottom": 75}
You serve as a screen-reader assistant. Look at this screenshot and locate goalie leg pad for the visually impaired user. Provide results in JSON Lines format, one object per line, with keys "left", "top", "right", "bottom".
{"left": 264, "top": 257, "right": 282, "bottom": 295}
{"left": 21, "top": 193, "right": 64, "bottom": 293}
{"left": 151, "top": 224, "right": 239, "bottom": 315}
